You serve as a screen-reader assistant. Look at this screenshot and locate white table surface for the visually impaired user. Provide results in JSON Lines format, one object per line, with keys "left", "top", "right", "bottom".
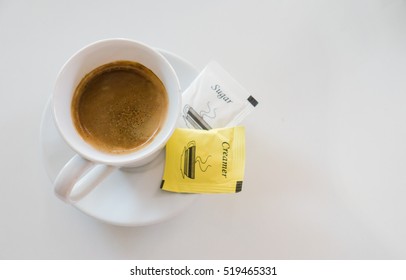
{"left": 1, "top": 0, "right": 406, "bottom": 259}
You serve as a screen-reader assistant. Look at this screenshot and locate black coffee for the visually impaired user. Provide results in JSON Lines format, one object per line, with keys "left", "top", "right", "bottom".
{"left": 72, "top": 61, "right": 168, "bottom": 154}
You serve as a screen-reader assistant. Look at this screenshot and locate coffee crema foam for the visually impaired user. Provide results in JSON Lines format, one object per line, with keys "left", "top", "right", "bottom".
{"left": 71, "top": 61, "right": 168, "bottom": 154}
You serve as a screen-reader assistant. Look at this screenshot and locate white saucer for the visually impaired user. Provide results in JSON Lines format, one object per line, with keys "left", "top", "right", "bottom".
{"left": 40, "top": 50, "right": 199, "bottom": 226}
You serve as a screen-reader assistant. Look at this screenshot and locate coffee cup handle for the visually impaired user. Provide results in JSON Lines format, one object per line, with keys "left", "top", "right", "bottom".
{"left": 54, "top": 154, "right": 117, "bottom": 203}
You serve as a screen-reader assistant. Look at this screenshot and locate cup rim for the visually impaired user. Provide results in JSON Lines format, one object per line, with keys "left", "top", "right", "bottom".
{"left": 52, "top": 38, "right": 181, "bottom": 166}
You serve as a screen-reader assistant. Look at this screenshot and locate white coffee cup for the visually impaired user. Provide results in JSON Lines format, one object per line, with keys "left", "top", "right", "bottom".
{"left": 52, "top": 38, "right": 181, "bottom": 203}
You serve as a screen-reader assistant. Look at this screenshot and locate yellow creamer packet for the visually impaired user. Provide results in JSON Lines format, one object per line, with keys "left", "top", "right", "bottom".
{"left": 161, "top": 126, "right": 245, "bottom": 193}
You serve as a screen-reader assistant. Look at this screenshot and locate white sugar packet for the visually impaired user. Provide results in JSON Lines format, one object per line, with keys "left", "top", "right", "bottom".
{"left": 179, "top": 61, "right": 258, "bottom": 130}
